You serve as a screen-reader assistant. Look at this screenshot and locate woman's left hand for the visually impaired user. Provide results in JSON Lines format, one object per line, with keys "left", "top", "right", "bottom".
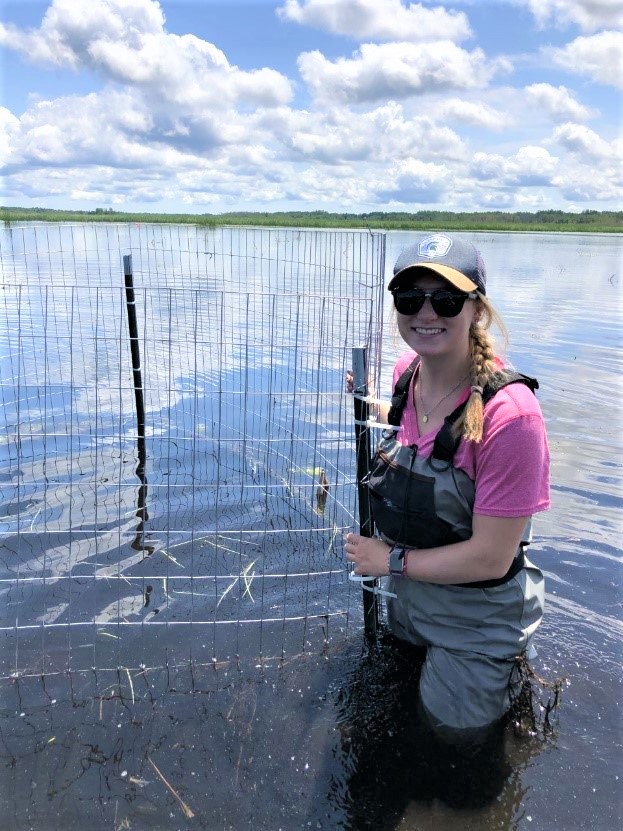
{"left": 344, "top": 533, "right": 391, "bottom": 576}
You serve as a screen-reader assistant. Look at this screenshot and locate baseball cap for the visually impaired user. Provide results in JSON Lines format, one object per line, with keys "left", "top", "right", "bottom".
{"left": 389, "top": 233, "right": 487, "bottom": 295}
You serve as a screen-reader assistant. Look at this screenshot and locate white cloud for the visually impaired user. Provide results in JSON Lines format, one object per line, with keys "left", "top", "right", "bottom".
{"left": 469, "top": 138, "right": 622, "bottom": 205}
{"left": 298, "top": 41, "right": 507, "bottom": 104}
{"left": 4, "top": 166, "right": 140, "bottom": 202}
{"left": 277, "top": 0, "right": 472, "bottom": 42}
{"left": 1, "top": 0, "right": 620, "bottom": 213}
{"left": 549, "top": 31, "right": 623, "bottom": 89}
{"left": 0, "top": 0, "right": 165, "bottom": 68}
{"left": 0, "top": 107, "right": 21, "bottom": 166}
{"left": 471, "top": 146, "right": 559, "bottom": 187}
{"left": 551, "top": 168, "right": 622, "bottom": 201}
{"left": 523, "top": 0, "right": 623, "bottom": 32}
{"left": 1, "top": 89, "right": 255, "bottom": 178}
{"left": 438, "top": 99, "right": 513, "bottom": 130}
{"left": 377, "top": 158, "right": 452, "bottom": 204}
{"left": 525, "top": 83, "right": 595, "bottom": 121}
{"left": 478, "top": 190, "right": 543, "bottom": 210}
{"left": 552, "top": 122, "right": 619, "bottom": 160}
{"left": 256, "top": 102, "right": 465, "bottom": 163}
{"left": 291, "top": 164, "right": 376, "bottom": 205}
{"left": 0, "top": 0, "right": 293, "bottom": 108}
{"left": 69, "top": 188, "right": 127, "bottom": 204}
{"left": 176, "top": 153, "right": 293, "bottom": 205}
{"left": 478, "top": 189, "right": 558, "bottom": 210}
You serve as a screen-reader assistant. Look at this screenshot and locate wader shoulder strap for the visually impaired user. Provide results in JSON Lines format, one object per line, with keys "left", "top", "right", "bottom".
{"left": 387, "top": 357, "right": 420, "bottom": 426}
{"left": 482, "top": 371, "right": 539, "bottom": 402}
{"left": 386, "top": 361, "right": 539, "bottom": 456}
{"left": 432, "top": 371, "right": 539, "bottom": 464}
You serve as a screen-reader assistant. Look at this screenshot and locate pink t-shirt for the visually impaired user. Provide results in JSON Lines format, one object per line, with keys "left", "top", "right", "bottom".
{"left": 392, "top": 351, "right": 550, "bottom": 517}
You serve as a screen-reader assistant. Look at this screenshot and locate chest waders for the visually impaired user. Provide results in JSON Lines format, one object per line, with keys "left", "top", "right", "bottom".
{"left": 368, "top": 358, "right": 546, "bottom": 735}
{"left": 367, "top": 357, "right": 538, "bottom": 585}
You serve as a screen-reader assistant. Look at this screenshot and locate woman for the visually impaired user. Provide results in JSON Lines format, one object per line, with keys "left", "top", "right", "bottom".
{"left": 345, "top": 233, "right": 550, "bottom": 742}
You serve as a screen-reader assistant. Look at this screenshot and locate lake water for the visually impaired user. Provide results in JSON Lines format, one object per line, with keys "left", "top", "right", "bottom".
{"left": 0, "top": 225, "right": 621, "bottom": 830}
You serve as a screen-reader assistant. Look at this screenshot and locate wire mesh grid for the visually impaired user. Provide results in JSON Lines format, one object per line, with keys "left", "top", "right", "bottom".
{"left": 0, "top": 223, "right": 386, "bottom": 680}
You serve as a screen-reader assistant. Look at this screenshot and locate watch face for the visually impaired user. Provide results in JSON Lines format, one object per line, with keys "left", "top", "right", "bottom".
{"left": 389, "top": 547, "right": 405, "bottom": 575}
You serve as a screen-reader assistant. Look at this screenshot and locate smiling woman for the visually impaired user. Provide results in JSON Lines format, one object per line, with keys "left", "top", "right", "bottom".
{"left": 345, "top": 232, "right": 550, "bottom": 743}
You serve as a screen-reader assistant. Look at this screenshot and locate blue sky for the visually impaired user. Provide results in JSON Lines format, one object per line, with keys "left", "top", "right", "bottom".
{"left": 1, "top": 0, "right": 621, "bottom": 213}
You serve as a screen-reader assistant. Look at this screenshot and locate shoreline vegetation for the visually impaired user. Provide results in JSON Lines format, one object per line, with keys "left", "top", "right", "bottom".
{"left": 1, "top": 206, "right": 621, "bottom": 233}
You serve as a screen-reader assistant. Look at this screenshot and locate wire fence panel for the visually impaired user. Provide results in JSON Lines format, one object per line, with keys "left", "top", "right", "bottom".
{"left": 0, "top": 223, "right": 385, "bottom": 679}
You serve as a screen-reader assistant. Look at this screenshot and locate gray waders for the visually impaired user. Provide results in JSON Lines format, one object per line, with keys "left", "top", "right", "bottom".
{"left": 367, "top": 358, "right": 544, "bottom": 739}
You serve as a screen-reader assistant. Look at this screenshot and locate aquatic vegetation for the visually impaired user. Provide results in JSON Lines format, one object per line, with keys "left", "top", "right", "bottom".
{"left": 1, "top": 206, "right": 621, "bottom": 232}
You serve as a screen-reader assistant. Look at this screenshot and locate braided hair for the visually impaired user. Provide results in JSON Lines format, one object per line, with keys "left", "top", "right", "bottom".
{"left": 452, "top": 295, "right": 509, "bottom": 443}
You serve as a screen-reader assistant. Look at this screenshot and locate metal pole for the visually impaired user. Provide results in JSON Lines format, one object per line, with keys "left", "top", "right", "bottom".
{"left": 352, "top": 346, "right": 379, "bottom": 636}
{"left": 123, "top": 255, "right": 145, "bottom": 436}
{"left": 123, "top": 255, "right": 151, "bottom": 553}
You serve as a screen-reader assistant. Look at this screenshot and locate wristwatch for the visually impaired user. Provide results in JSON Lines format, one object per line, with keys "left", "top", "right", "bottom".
{"left": 388, "top": 545, "right": 409, "bottom": 577}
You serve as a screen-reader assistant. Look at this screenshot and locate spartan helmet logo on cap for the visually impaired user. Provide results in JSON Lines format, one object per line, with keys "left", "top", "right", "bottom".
{"left": 417, "top": 234, "right": 453, "bottom": 258}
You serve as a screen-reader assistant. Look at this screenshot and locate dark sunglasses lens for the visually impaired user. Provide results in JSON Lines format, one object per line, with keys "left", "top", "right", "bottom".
{"left": 393, "top": 289, "right": 467, "bottom": 317}
{"left": 431, "top": 291, "right": 466, "bottom": 317}
{"left": 393, "top": 290, "right": 424, "bottom": 315}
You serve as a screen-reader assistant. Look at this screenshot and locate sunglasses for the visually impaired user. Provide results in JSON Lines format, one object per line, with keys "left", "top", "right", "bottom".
{"left": 392, "top": 287, "right": 478, "bottom": 318}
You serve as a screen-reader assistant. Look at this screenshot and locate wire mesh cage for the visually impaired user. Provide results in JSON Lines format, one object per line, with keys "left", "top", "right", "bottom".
{"left": 0, "top": 223, "right": 386, "bottom": 681}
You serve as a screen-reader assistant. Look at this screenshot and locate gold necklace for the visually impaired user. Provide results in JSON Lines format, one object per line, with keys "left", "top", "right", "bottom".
{"left": 416, "top": 372, "right": 469, "bottom": 424}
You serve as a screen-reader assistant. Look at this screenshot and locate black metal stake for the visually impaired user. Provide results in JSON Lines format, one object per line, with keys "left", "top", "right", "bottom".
{"left": 123, "top": 254, "right": 151, "bottom": 554}
{"left": 352, "top": 346, "right": 379, "bottom": 637}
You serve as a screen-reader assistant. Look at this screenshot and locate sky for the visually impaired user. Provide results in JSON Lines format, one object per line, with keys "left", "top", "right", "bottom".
{"left": 0, "top": 0, "right": 621, "bottom": 214}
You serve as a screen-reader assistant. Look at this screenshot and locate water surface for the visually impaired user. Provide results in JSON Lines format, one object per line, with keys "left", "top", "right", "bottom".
{"left": 0, "top": 225, "right": 621, "bottom": 830}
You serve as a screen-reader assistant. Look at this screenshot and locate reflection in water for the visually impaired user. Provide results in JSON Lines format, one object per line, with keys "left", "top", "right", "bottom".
{"left": 124, "top": 253, "right": 153, "bottom": 555}
{"left": 0, "top": 638, "right": 550, "bottom": 831}
{"left": 0, "top": 225, "right": 382, "bottom": 657}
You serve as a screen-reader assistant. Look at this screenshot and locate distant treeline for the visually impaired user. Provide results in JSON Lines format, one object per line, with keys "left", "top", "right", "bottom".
{"left": 1, "top": 206, "right": 621, "bottom": 233}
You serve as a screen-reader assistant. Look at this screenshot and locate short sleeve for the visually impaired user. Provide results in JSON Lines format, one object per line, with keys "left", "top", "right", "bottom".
{"left": 473, "top": 385, "right": 550, "bottom": 517}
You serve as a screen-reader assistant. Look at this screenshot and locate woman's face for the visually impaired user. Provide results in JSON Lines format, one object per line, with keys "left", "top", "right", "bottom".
{"left": 395, "top": 272, "right": 480, "bottom": 360}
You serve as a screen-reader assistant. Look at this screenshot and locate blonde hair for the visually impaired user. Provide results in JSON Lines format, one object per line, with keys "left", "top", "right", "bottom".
{"left": 452, "top": 294, "right": 509, "bottom": 443}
